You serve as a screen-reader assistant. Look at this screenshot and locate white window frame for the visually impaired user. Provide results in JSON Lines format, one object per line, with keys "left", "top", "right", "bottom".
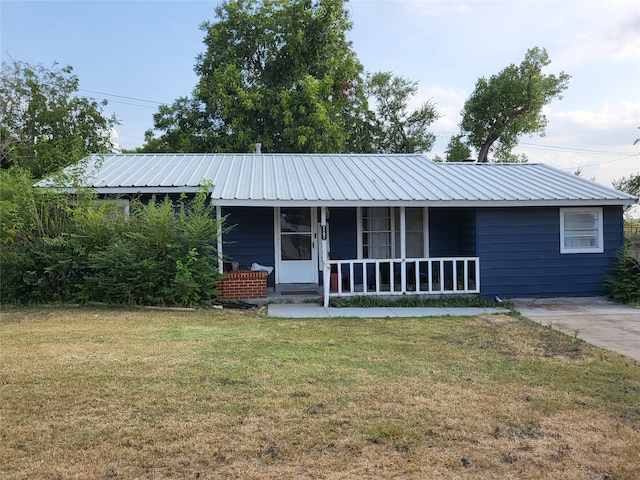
{"left": 359, "top": 206, "right": 393, "bottom": 259}
{"left": 396, "top": 207, "right": 428, "bottom": 258}
{"left": 357, "top": 207, "right": 428, "bottom": 259}
{"left": 560, "top": 207, "right": 604, "bottom": 254}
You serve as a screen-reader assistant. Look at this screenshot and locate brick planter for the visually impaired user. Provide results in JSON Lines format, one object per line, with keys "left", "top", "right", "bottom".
{"left": 217, "top": 270, "right": 269, "bottom": 300}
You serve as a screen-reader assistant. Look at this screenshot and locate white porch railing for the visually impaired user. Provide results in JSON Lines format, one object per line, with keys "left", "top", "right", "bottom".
{"left": 323, "top": 257, "right": 480, "bottom": 307}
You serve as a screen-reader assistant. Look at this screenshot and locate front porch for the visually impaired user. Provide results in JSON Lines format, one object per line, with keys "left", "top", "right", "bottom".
{"left": 218, "top": 205, "right": 480, "bottom": 306}
{"left": 321, "top": 256, "right": 480, "bottom": 307}
{"left": 249, "top": 255, "right": 481, "bottom": 307}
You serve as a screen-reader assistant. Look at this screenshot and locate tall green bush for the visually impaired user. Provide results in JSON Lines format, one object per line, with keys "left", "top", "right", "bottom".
{"left": 1, "top": 167, "right": 97, "bottom": 302}
{"left": 604, "top": 247, "right": 640, "bottom": 305}
{"left": 1, "top": 169, "right": 227, "bottom": 306}
{"left": 85, "top": 192, "right": 226, "bottom": 307}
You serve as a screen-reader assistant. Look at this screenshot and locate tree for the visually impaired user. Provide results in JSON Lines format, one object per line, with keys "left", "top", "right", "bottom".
{"left": 365, "top": 71, "right": 440, "bottom": 153}
{"left": 144, "top": 0, "right": 371, "bottom": 153}
{"left": 613, "top": 173, "right": 640, "bottom": 197}
{"left": 0, "top": 59, "right": 117, "bottom": 178}
{"left": 458, "top": 47, "right": 570, "bottom": 163}
{"left": 140, "top": 96, "right": 222, "bottom": 153}
{"left": 445, "top": 135, "right": 472, "bottom": 162}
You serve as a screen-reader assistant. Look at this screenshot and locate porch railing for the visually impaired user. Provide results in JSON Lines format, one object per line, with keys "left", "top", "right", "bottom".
{"left": 323, "top": 257, "right": 480, "bottom": 307}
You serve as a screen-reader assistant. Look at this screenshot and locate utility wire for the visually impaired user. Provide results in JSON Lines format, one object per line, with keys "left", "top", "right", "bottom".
{"left": 557, "top": 153, "right": 640, "bottom": 170}
{"left": 519, "top": 141, "right": 637, "bottom": 156}
{"left": 433, "top": 130, "right": 638, "bottom": 157}
{"left": 79, "top": 88, "right": 167, "bottom": 105}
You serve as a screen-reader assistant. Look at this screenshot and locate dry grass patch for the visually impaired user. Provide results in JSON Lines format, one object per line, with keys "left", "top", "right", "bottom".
{"left": 1, "top": 306, "right": 639, "bottom": 479}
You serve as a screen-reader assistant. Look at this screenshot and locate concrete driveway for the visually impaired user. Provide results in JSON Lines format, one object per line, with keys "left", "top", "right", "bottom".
{"left": 513, "top": 297, "right": 640, "bottom": 361}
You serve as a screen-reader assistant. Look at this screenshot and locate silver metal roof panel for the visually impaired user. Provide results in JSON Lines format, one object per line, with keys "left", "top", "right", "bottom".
{"left": 36, "top": 153, "right": 638, "bottom": 207}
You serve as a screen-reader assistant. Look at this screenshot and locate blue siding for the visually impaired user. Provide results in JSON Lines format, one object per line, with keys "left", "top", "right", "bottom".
{"left": 326, "top": 207, "right": 359, "bottom": 286}
{"left": 477, "top": 206, "right": 624, "bottom": 298}
{"left": 429, "top": 208, "right": 476, "bottom": 257}
{"left": 222, "top": 207, "right": 276, "bottom": 287}
{"left": 218, "top": 204, "right": 625, "bottom": 296}
{"left": 328, "top": 207, "right": 358, "bottom": 260}
{"left": 222, "top": 207, "right": 358, "bottom": 288}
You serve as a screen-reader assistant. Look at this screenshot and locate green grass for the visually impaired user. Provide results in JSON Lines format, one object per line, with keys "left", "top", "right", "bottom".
{"left": 1, "top": 306, "right": 639, "bottom": 479}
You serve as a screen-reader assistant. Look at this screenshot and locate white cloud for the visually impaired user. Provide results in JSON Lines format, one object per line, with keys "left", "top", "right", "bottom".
{"left": 599, "top": 13, "right": 640, "bottom": 60}
{"left": 553, "top": 4, "right": 640, "bottom": 68}
{"left": 553, "top": 101, "right": 640, "bottom": 131}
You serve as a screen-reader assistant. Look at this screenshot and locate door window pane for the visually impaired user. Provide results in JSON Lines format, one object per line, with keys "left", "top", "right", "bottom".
{"left": 281, "top": 233, "right": 312, "bottom": 260}
{"left": 280, "top": 208, "right": 312, "bottom": 261}
{"left": 280, "top": 208, "right": 311, "bottom": 233}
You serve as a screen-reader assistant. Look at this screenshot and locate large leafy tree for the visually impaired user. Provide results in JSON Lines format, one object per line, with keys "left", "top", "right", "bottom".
{"left": 366, "top": 71, "right": 440, "bottom": 153}
{"left": 141, "top": 96, "right": 222, "bottom": 153}
{"left": 0, "top": 59, "right": 116, "bottom": 178}
{"left": 458, "top": 47, "right": 570, "bottom": 163}
{"left": 445, "top": 135, "right": 472, "bottom": 162}
{"left": 145, "top": 0, "right": 371, "bottom": 154}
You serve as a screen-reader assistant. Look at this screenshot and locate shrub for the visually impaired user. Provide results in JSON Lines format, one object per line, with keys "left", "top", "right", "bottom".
{"left": 604, "top": 247, "right": 640, "bottom": 305}
{"left": 0, "top": 168, "right": 226, "bottom": 307}
{"left": 1, "top": 168, "right": 94, "bottom": 303}
{"left": 85, "top": 191, "right": 225, "bottom": 307}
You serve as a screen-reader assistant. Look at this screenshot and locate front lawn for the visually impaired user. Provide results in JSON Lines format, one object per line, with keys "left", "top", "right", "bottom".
{"left": 1, "top": 306, "right": 638, "bottom": 479}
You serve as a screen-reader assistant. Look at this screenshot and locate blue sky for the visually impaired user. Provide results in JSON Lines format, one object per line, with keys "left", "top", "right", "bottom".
{"left": 2, "top": 0, "right": 639, "bottom": 191}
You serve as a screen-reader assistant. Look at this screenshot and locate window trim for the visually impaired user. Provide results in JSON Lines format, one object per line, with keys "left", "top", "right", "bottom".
{"left": 559, "top": 207, "right": 604, "bottom": 254}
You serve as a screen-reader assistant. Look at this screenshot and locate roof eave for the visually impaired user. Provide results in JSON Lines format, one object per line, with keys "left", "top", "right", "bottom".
{"left": 44, "top": 187, "right": 637, "bottom": 208}
{"left": 213, "top": 198, "right": 637, "bottom": 207}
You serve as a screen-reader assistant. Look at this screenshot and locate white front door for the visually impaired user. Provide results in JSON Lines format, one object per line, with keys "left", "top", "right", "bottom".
{"left": 276, "top": 207, "right": 318, "bottom": 284}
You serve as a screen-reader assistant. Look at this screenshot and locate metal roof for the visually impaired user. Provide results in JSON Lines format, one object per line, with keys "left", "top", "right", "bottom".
{"left": 37, "top": 153, "right": 638, "bottom": 207}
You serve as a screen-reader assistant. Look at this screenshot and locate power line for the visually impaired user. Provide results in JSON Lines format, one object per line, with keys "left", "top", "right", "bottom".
{"left": 557, "top": 153, "right": 640, "bottom": 170}
{"left": 99, "top": 98, "right": 159, "bottom": 109}
{"left": 79, "top": 88, "right": 167, "bottom": 105}
{"left": 519, "top": 141, "right": 637, "bottom": 156}
{"left": 433, "top": 130, "right": 638, "bottom": 157}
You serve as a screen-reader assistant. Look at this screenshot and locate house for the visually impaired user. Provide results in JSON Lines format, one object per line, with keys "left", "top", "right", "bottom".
{"left": 38, "top": 153, "right": 638, "bottom": 306}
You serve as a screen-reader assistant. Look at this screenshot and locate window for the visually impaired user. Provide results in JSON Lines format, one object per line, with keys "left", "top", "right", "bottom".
{"left": 362, "top": 207, "right": 392, "bottom": 258}
{"left": 560, "top": 208, "right": 603, "bottom": 254}
{"left": 360, "top": 207, "right": 426, "bottom": 259}
{"left": 397, "top": 207, "right": 425, "bottom": 258}
{"left": 96, "top": 199, "right": 130, "bottom": 220}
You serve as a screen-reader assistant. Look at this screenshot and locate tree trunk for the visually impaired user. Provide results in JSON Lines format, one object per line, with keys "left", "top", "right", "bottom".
{"left": 477, "top": 139, "right": 495, "bottom": 163}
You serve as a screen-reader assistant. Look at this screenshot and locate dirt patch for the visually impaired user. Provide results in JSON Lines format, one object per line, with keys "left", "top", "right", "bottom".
{"left": 478, "top": 314, "right": 518, "bottom": 324}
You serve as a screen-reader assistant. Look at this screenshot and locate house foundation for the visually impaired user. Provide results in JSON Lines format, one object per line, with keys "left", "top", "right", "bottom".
{"left": 217, "top": 270, "right": 269, "bottom": 300}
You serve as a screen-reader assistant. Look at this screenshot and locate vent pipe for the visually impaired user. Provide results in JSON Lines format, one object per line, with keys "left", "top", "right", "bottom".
{"left": 255, "top": 143, "right": 262, "bottom": 154}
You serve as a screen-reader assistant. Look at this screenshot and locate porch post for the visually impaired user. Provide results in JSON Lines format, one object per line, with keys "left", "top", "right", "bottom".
{"left": 399, "top": 206, "right": 407, "bottom": 292}
{"left": 216, "top": 205, "right": 223, "bottom": 274}
{"left": 321, "top": 206, "right": 330, "bottom": 308}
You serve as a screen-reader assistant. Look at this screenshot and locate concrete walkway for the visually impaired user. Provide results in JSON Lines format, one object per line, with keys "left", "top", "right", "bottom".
{"left": 267, "top": 297, "right": 640, "bottom": 361}
{"left": 267, "top": 303, "right": 507, "bottom": 318}
{"left": 513, "top": 297, "right": 640, "bottom": 361}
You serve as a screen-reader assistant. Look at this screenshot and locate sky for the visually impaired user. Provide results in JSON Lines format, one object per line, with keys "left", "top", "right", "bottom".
{"left": 1, "top": 0, "right": 639, "bottom": 194}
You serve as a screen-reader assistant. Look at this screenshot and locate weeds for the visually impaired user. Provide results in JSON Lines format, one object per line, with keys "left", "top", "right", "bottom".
{"left": 329, "top": 294, "right": 507, "bottom": 309}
